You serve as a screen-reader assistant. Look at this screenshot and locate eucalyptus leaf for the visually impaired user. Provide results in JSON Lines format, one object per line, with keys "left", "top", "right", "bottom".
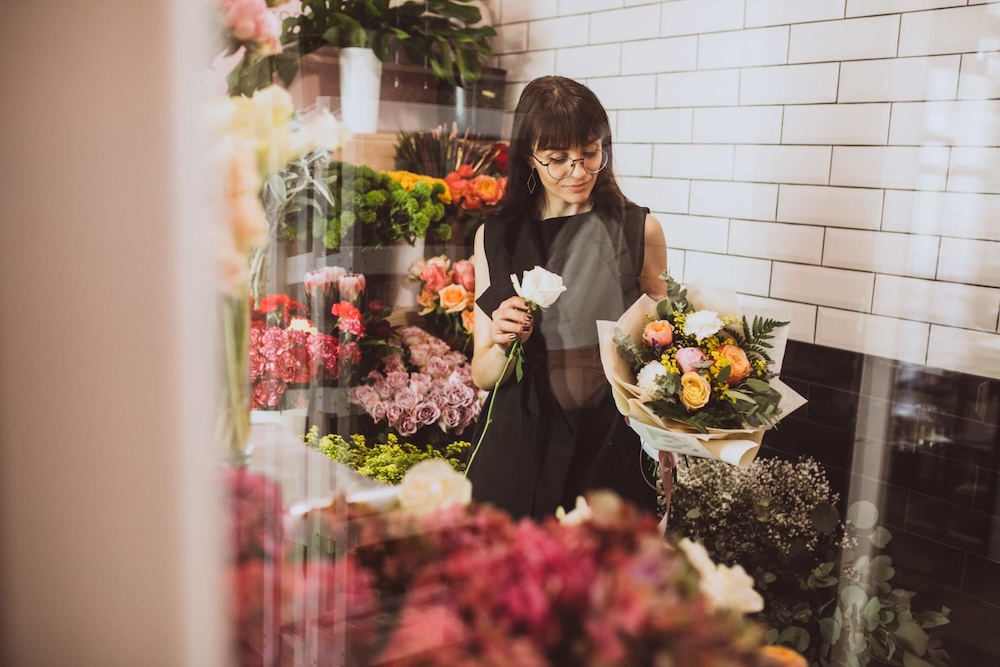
{"left": 870, "top": 526, "right": 892, "bottom": 548}
{"left": 840, "top": 585, "right": 868, "bottom": 611}
{"left": 864, "top": 595, "right": 882, "bottom": 632}
{"left": 847, "top": 500, "right": 879, "bottom": 530}
{"left": 894, "top": 621, "right": 929, "bottom": 656}
{"left": 819, "top": 617, "right": 841, "bottom": 644}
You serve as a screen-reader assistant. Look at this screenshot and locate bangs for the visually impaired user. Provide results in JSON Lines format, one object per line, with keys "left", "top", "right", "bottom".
{"left": 528, "top": 100, "right": 607, "bottom": 151}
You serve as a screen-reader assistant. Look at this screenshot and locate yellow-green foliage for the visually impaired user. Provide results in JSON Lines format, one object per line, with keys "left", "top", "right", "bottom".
{"left": 304, "top": 427, "right": 470, "bottom": 485}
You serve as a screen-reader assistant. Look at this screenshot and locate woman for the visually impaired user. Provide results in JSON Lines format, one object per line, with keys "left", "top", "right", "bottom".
{"left": 467, "top": 76, "right": 669, "bottom": 520}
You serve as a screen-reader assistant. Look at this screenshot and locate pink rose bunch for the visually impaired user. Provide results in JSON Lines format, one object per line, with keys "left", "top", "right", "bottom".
{"left": 407, "top": 254, "right": 477, "bottom": 352}
{"left": 221, "top": 0, "right": 284, "bottom": 55}
{"left": 348, "top": 327, "right": 485, "bottom": 437}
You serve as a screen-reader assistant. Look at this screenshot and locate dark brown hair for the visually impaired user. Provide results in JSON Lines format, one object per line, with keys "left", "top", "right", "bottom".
{"left": 495, "top": 76, "right": 631, "bottom": 220}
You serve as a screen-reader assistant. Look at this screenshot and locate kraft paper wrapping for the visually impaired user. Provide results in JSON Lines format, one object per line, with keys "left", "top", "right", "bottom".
{"left": 597, "top": 291, "right": 807, "bottom": 469}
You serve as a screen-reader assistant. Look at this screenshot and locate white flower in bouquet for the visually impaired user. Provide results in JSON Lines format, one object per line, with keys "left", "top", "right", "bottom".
{"left": 511, "top": 266, "right": 567, "bottom": 309}
{"left": 636, "top": 360, "right": 668, "bottom": 401}
{"left": 555, "top": 496, "right": 592, "bottom": 525}
{"left": 678, "top": 538, "right": 764, "bottom": 614}
{"left": 398, "top": 460, "right": 472, "bottom": 516}
{"left": 682, "top": 310, "right": 724, "bottom": 342}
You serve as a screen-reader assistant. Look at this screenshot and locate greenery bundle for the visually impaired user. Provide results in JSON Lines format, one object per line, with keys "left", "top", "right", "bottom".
{"left": 304, "top": 427, "right": 471, "bottom": 483}
{"left": 671, "top": 457, "right": 951, "bottom": 667}
{"left": 266, "top": 151, "right": 449, "bottom": 251}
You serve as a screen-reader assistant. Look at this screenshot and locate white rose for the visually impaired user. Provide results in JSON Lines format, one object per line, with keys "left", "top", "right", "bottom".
{"left": 682, "top": 310, "right": 724, "bottom": 342}
{"left": 678, "top": 538, "right": 763, "bottom": 614}
{"left": 636, "top": 361, "right": 667, "bottom": 402}
{"left": 555, "top": 496, "right": 592, "bottom": 525}
{"left": 511, "top": 266, "right": 567, "bottom": 309}
{"left": 397, "top": 460, "right": 472, "bottom": 516}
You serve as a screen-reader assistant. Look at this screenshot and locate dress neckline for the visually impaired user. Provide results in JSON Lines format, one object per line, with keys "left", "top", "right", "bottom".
{"left": 533, "top": 208, "right": 598, "bottom": 223}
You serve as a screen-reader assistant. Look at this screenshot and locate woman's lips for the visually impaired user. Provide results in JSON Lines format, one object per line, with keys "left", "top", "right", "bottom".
{"left": 564, "top": 181, "right": 590, "bottom": 192}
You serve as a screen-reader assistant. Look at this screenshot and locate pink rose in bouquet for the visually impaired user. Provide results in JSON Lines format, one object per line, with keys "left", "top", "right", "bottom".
{"left": 675, "top": 346, "right": 707, "bottom": 374}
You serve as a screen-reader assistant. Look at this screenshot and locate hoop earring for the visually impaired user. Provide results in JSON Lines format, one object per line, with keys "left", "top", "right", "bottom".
{"left": 527, "top": 169, "right": 537, "bottom": 195}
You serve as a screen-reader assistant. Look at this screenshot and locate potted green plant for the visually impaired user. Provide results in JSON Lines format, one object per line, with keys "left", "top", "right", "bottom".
{"left": 228, "top": 0, "right": 497, "bottom": 103}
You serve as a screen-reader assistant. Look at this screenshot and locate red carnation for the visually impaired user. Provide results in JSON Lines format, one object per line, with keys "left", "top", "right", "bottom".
{"left": 331, "top": 301, "right": 361, "bottom": 321}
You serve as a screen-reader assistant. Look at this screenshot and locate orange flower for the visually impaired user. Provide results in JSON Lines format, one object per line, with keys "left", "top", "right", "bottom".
{"left": 417, "top": 289, "right": 438, "bottom": 315}
{"left": 439, "top": 284, "right": 470, "bottom": 313}
{"left": 470, "top": 174, "right": 502, "bottom": 205}
{"left": 461, "top": 308, "right": 474, "bottom": 332}
{"left": 758, "top": 646, "right": 807, "bottom": 667}
{"left": 716, "top": 344, "right": 751, "bottom": 385}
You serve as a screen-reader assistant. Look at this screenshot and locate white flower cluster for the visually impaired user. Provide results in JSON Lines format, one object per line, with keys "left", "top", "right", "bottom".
{"left": 673, "top": 456, "right": 838, "bottom": 566}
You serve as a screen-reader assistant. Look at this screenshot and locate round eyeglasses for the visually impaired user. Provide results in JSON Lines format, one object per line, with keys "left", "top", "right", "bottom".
{"left": 531, "top": 150, "right": 609, "bottom": 180}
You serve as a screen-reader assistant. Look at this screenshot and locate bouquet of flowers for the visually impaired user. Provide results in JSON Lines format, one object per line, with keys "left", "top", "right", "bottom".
{"left": 348, "top": 327, "right": 486, "bottom": 438}
{"left": 598, "top": 274, "right": 805, "bottom": 468}
{"left": 300, "top": 269, "right": 397, "bottom": 385}
{"left": 407, "top": 254, "right": 476, "bottom": 353}
{"left": 249, "top": 296, "right": 337, "bottom": 409}
{"left": 227, "top": 454, "right": 807, "bottom": 667}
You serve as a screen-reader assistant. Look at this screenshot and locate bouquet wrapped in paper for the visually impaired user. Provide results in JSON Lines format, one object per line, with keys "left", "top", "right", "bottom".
{"left": 597, "top": 274, "right": 806, "bottom": 468}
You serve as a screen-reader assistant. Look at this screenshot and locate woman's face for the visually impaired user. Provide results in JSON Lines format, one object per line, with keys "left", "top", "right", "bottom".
{"left": 530, "top": 139, "right": 603, "bottom": 211}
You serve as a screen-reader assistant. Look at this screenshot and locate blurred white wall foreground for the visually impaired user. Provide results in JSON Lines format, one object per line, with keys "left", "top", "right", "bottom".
{"left": 0, "top": 1, "right": 225, "bottom": 664}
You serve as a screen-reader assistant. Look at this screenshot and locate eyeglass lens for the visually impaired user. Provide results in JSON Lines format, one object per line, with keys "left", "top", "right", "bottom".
{"left": 545, "top": 151, "right": 609, "bottom": 179}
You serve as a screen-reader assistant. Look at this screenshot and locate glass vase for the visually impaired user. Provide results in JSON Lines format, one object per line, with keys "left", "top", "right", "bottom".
{"left": 218, "top": 292, "right": 252, "bottom": 464}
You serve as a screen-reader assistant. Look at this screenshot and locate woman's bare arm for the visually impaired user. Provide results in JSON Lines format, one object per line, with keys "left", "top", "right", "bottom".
{"left": 470, "top": 224, "right": 534, "bottom": 390}
{"left": 640, "top": 213, "right": 668, "bottom": 300}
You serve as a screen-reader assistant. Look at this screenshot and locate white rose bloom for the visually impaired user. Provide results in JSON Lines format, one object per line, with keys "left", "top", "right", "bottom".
{"left": 636, "top": 361, "right": 667, "bottom": 401}
{"left": 398, "top": 460, "right": 472, "bottom": 516}
{"left": 555, "top": 496, "right": 592, "bottom": 525}
{"left": 511, "top": 266, "right": 567, "bottom": 309}
{"left": 682, "top": 310, "right": 724, "bottom": 341}
{"left": 678, "top": 538, "right": 764, "bottom": 614}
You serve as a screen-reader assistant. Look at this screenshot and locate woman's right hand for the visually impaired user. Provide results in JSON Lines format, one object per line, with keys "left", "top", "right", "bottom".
{"left": 490, "top": 296, "right": 534, "bottom": 350}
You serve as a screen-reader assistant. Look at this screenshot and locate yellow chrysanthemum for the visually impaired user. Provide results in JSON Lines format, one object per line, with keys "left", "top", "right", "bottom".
{"left": 383, "top": 170, "right": 453, "bottom": 204}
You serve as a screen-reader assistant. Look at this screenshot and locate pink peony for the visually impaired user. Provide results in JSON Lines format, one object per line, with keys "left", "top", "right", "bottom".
{"left": 452, "top": 259, "right": 475, "bottom": 292}
{"left": 675, "top": 346, "right": 708, "bottom": 374}
{"left": 371, "top": 402, "right": 387, "bottom": 422}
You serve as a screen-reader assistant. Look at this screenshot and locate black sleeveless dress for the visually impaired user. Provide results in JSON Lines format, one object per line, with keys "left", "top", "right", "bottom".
{"left": 468, "top": 204, "right": 659, "bottom": 520}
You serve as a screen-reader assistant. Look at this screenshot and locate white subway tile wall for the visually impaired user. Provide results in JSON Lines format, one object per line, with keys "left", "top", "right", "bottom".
{"left": 494, "top": 0, "right": 1000, "bottom": 378}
